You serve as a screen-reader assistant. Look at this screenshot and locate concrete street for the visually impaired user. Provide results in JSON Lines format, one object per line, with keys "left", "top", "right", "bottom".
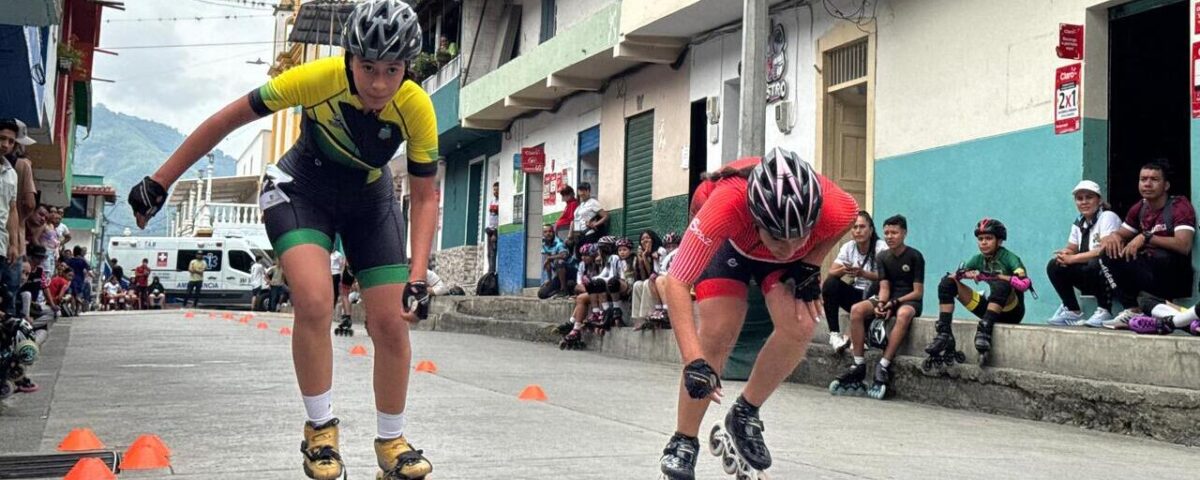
{"left": 2, "top": 310, "right": 1197, "bottom": 479}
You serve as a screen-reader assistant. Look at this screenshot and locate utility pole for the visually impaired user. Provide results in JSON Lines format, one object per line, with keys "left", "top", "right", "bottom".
{"left": 738, "top": 0, "right": 768, "bottom": 158}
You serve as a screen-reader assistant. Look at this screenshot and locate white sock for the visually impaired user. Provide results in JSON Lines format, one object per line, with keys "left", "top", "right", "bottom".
{"left": 853, "top": 356, "right": 865, "bottom": 365}
{"left": 655, "top": 304, "right": 664, "bottom": 310}
{"left": 1175, "top": 307, "right": 1198, "bottom": 327}
{"left": 592, "top": 308, "right": 602, "bottom": 313}
{"left": 603, "top": 302, "right": 612, "bottom": 309}
{"left": 303, "top": 390, "right": 334, "bottom": 425}
{"left": 377, "top": 411, "right": 406, "bottom": 440}
{"left": 880, "top": 358, "right": 891, "bottom": 368}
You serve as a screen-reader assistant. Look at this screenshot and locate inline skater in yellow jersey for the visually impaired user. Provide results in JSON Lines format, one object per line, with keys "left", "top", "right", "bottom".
{"left": 128, "top": 1, "right": 438, "bottom": 478}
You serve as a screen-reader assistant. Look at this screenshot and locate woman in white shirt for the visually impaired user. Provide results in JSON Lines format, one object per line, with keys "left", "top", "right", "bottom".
{"left": 1047, "top": 180, "right": 1123, "bottom": 327}
{"left": 822, "top": 211, "right": 887, "bottom": 352}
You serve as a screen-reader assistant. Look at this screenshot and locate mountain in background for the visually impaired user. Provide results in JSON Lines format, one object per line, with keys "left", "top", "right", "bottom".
{"left": 72, "top": 104, "right": 237, "bottom": 237}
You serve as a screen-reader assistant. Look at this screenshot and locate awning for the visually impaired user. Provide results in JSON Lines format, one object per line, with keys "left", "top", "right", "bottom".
{"left": 72, "top": 184, "right": 116, "bottom": 201}
{"left": 288, "top": 0, "right": 355, "bottom": 46}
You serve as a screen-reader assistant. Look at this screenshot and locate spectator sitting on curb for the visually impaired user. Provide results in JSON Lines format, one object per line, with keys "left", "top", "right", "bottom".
{"left": 1098, "top": 161, "right": 1196, "bottom": 329}
{"left": 821, "top": 211, "right": 887, "bottom": 353}
{"left": 537, "top": 224, "right": 574, "bottom": 299}
{"left": 1046, "top": 180, "right": 1122, "bottom": 327}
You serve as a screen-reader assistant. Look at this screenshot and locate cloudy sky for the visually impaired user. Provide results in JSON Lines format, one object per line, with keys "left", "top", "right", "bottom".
{"left": 92, "top": 0, "right": 282, "bottom": 158}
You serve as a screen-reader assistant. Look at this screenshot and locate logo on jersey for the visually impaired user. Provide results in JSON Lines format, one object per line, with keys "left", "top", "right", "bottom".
{"left": 902, "top": 264, "right": 910, "bottom": 273}
{"left": 378, "top": 126, "right": 392, "bottom": 140}
{"left": 689, "top": 218, "right": 713, "bottom": 246}
{"left": 727, "top": 258, "right": 739, "bottom": 268}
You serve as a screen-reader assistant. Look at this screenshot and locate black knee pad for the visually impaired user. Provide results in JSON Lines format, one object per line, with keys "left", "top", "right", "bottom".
{"left": 587, "top": 279, "right": 607, "bottom": 294}
{"left": 938, "top": 276, "right": 958, "bottom": 303}
{"left": 607, "top": 277, "right": 621, "bottom": 293}
{"left": 987, "top": 279, "right": 1012, "bottom": 305}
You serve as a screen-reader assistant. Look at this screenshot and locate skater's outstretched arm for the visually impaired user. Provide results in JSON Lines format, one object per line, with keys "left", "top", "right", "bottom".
{"left": 663, "top": 275, "right": 703, "bottom": 362}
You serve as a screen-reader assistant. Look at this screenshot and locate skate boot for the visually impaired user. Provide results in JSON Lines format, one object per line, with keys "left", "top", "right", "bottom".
{"left": 828, "top": 363, "right": 868, "bottom": 396}
{"left": 709, "top": 396, "right": 771, "bottom": 479}
{"left": 974, "top": 319, "right": 995, "bottom": 366}
{"left": 334, "top": 316, "right": 354, "bottom": 337}
{"left": 1190, "top": 319, "right": 1200, "bottom": 336}
{"left": 659, "top": 432, "right": 700, "bottom": 480}
{"left": 922, "top": 321, "right": 965, "bottom": 373}
{"left": 0, "top": 379, "right": 13, "bottom": 400}
{"left": 601, "top": 306, "right": 624, "bottom": 330}
{"left": 867, "top": 362, "right": 890, "bottom": 400}
{"left": 300, "top": 418, "right": 345, "bottom": 480}
{"left": 374, "top": 435, "right": 432, "bottom": 480}
{"left": 559, "top": 329, "right": 586, "bottom": 350}
{"left": 584, "top": 310, "right": 605, "bottom": 333}
{"left": 554, "top": 319, "right": 575, "bottom": 335}
{"left": 1129, "top": 315, "right": 1175, "bottom": 335}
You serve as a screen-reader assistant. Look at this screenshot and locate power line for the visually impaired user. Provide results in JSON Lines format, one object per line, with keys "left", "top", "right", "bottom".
{"left": 106, "top": 13, "right": 274, "bottom": 23}
{"left": 101, "top": 40, "right": 282, "bottom": 50}
{"left": 190, "top": 0, "right": 280, "bottom": 10}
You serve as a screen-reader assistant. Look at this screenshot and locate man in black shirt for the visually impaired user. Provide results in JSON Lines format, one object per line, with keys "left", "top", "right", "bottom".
{"left": 831, "top": 215, "right": 925, "bottom": 400}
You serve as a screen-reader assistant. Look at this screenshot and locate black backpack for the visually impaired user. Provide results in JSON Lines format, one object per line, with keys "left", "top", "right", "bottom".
{"left": 475, "top": 272, "right": 499, "bottom": 296}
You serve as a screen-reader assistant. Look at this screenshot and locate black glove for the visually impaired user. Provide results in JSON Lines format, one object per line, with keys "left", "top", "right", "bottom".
{"left": 683, "top": 359, "right": 721, "bottom": 399}
{"left": 402, "top": 280, "right": 430, "bottom": 321}
{"left": 788, "top": 262, "right": 821, "bottom": 301}
{"left": 128, "top": 176, "right": 168, "bottom": 222}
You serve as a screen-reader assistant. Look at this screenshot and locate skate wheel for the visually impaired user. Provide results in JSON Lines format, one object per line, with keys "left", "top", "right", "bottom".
{"left": 954, "top": 351, "right": 966, "bottom": 363}
{"left": 721, "top": 452, "right": 739, "bottom": 474}
{"left": 708, "top": 424, "right": 726, "bottom": 457}
{"left": 757, "top": 471, "right": 771, "bottom": 480}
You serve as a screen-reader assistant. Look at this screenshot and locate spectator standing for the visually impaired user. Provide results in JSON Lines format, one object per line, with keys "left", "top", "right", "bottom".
{"left": 268, "top": 262, "right": 287, "bottom": 312}
{"left": 1099, "top": 161, "right": 1196, "bottom": 328}
{"left": 486, "top": 181, "right": 499, "bottom": 273}
{"left": 250, "top": 255, "right": 268, "bottom": 311}
{"left": 572, "top": 182, "right": 609, "bottom": 245}
{"left": 330, "top": 249, "right": 345, "bottom": 300}
{"left": 65, "top": 246, "right": 91, "bottom": 312}
{"left": 0, "top": 119, "right": 27, "bottom": 315}
{"left": 133, "top": 258, "right": 151, "bottom": 309}
{"left": 185, "top": 252, "right": 206, "bottom": 307}
{"left": 555, "top": 186, "right": 578, "bottom": 240}
{"left": 52, "top": 206, "right": 71, "bottom": 246}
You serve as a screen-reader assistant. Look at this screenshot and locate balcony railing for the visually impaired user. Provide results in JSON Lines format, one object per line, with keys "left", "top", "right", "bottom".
{"left": 208, "top": 203, "right": 262, "bottom": 225}
{"left": 421, "top": 55, "right": 461, "bottom": 94}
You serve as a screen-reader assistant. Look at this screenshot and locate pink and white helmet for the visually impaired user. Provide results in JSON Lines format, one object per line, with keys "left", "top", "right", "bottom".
{"left": 746, "top": 148, "right": 823, "bottom": 239}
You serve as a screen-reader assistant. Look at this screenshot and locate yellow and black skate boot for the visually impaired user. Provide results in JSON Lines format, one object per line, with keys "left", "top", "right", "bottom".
{"left": 300, "top": 418, "right": 345, "bottom": 480}
{"left": 374, "top": 435, "right": 432, "bottom": 480}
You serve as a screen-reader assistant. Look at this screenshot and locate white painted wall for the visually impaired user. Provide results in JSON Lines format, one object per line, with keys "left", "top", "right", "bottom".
{"left": 516, "top": 0, "right": 617, "bottom": 57}
{"left": 236, "top": 130, "right": 272, "bottom": 177}
{"left": 873, "top": 0, "right": 1114, "bottom": 159}
{"left": 688, "top": 6, "right": 831, "bottom": 170}
{"left": 494, "top": 92, "right": 603, "bottom": 226}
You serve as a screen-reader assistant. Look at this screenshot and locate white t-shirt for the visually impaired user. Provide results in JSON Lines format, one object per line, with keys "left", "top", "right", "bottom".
{"left": 1069, "top": 210, "right": 1122, "bottom": 252}
{"left": 250, "top": 262, "right": 266, "bottom": 289}
{"left": 55, "top": 223, "right": 69, "bottom": 242}
{"left": 660, "top": 249, "right": 679, "bottom": 274}
{"left": 653, "top": 247, "right": 670, "bottom": 275}
{"left": 833, "top": 239, "right": 888, "bottom": 291}
{"left": 596, "top": 254, "right": 625, "bottom": 282}
{"left": 0, "top": 160, "right": 17, "bottom": 255}
{"left": 573, "top": 198, "right": 602, "bottom": 232}
{"left": 104, "top": 282, "right": 121, "bottom": 296}
{"left": 330, "top": 251, "right": 344, "bottom": 275}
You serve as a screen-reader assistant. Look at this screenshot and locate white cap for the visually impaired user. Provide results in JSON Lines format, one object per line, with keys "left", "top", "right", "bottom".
{"left": 1072, "top": 180, "right": 1102, "bottom": 197}
{"left": 0, "top": 118, "right": 35, "bottom": 146}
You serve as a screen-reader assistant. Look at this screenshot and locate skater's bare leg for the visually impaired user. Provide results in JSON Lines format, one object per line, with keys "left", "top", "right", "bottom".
{"left": 675, "top": 296, "right": 747, "bottom": 437}
{"left": 882, "top": 306, "right": 916, "bottom": 362}
{"left": 364, "top": 284, "right": 412, "bottom": 414}
{"left": 848, "top": 300, "right": 873, "bottom": 358}
{"left": 742, "top": 284, "right": 817, "bottom": 407}
{"left": 285, "top": 246, "right": 336, "bottom": 396}
{"left": 572, "top": 292, "right": 589, "bottom": 325}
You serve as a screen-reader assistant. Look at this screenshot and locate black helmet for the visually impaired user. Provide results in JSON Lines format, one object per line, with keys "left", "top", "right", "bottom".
{"left": 867, "top": 318, "right": 889, "bottom": 350}
{"left": 746, "top": 147, "right": 823, "bottom": 239}
{"left": 341, "top": 0, "right": 422, "bottom": 62}
{"left": 974, "top": 218, "right": 1007, "bottom": 241}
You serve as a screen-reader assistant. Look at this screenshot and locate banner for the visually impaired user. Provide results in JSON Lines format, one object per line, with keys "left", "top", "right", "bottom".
{"left": 1056, "top": 24, "right": 1083, "bottom": 60}
{"left": 1054, "top": 63, "right": 1081, "bottom": 135}
{"left": 521, "top": 146, "right": 545, "bottom": 173}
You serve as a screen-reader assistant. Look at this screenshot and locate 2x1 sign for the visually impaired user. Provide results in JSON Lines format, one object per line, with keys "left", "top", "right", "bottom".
{"left": 1054, "top": 63, "right": 1081, "bottom": 135}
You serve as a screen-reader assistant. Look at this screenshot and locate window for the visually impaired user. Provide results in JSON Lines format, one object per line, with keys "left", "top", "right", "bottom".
{"left": 175, "top": 250, "right": 222, "bottom": 272}
{"left": 228, "top": 250, "right": 254, "bottom": 274}
{"left": 65, "top": 194, "right": 88, "bottom": 219}
{"left": 540, "top": 0, "right": 557, "bottom": 44}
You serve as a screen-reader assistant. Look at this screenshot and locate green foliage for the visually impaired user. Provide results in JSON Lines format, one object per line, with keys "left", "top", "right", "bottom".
{"left": 73, "top": 104, "right": 237, "bottom": 237}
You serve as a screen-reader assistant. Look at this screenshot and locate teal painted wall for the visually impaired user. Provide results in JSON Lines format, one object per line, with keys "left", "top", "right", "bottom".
{"left": 441, "top": 158, "right": 469, "bottom": 250}
{"left": 875, "top": 124, "right": 1087, "bottom": 324}
{"left": 430, "top": 78, "right": 459, "bottom": 137}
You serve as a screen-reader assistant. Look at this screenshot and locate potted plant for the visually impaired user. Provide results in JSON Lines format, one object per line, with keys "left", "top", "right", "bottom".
{"left": 410, "top": 52, "right": 438, "bottom": 81}
{"left": 57, "top": 43, "right": 84, "bottom": 74}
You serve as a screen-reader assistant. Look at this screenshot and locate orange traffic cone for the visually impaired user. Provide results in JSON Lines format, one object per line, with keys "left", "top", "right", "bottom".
{"left": 256, "top": 322, "right": 269, "bottom": 330}
{"left": 129, "top": 434, "right": 172, "bottom": 458}
{"left": 58, "top": 428, "right": 105, "bottom": 451}
{"left": 208, "top": 312, "right": 215, "bottom": 319}
{"left": 223, "top": 312, "right": 233, "bottom": 320}
{"left": 349, "top": 345, "right": 368, "bottom": 356}
{"left": 184, "top": 311, "right": 194, "bottom": 319}
{"left": 239, "top": 317, "right": 250, "bottom": 325}
{"left": 518, "top": 385, "right": 548, "bottom": 402}
{"left": 414, "top": 360, "right": 437, "bottom": 374}
{"left": 279, "top": 327, "right": 292, "bottom": 336}
{"left": 120, "top": 444, "right": 170, "bottom": 470}
{"left": 63, "top": 457, "right": 116, "bottom": 480}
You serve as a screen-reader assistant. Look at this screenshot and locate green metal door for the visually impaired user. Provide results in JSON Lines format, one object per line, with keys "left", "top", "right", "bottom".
{"left": 623, "top": 111, "right": 654, "bottom": 238}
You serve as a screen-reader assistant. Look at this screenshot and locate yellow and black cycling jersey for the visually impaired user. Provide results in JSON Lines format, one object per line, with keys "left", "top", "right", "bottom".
{"left": 248, "top": 55, "right": 438, "bottom": 177}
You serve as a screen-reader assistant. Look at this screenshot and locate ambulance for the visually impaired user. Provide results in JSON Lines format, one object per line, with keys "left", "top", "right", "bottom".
{"left": 106, "top": 236, "right": 272, "bottom": 307}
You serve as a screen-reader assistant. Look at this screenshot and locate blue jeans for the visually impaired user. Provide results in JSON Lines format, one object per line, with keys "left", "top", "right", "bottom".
{"left": 1, "top": 256, "right": 20, "bottom": 316}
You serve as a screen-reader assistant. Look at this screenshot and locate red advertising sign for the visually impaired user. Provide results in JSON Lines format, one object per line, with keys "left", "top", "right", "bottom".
{"left": 1195, "top": 3, "right": 1200, "bottom": 34}
{"left": 521, "top": 146, "right": 545, "bottom": 173}
{"left": 1056, "top": 24, "right": 1083, "bottom": 60}
{"left": 1192, "top": 42, "right": 1200, "bottom": 118}
{"left": 543, "top": 171, "right": 564, "bottom": 206}
{"left": 1054, "top": 63, "right": 1082, "bottom": 135}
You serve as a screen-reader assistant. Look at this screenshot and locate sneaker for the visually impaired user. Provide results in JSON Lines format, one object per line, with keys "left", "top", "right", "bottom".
{"left": 1048, "top": 305, "right": 1083, "bottom": 326}
{"left": 828, "top": 332, "right": 850, "bottom": 352}
{"left": 14, "top": 378, "right": 38, "bottom": 393}
{"left": 1103, "top": 309, "right": 1138, "bottom": 330}
{"left": 1083, "top": 307, "right": 1113, "bottom": 328}
{"left": 1046, "top": 304, "right": 1068, "bottom": 324}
